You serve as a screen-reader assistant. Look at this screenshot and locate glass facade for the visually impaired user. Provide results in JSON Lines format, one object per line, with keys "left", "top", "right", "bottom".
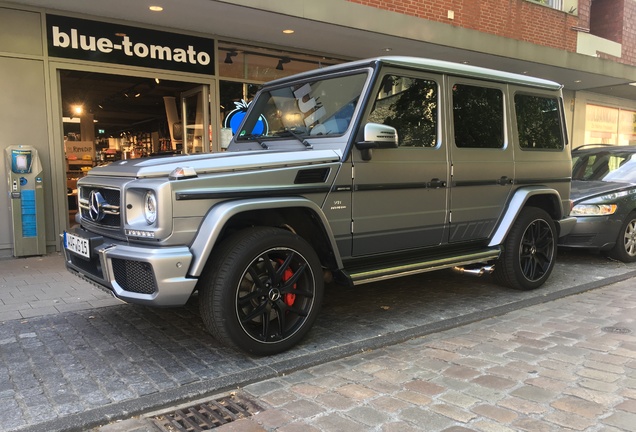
{"left": 584, "top": 104, "right": 636, "bottom": 146}
{"left": 217, "top": 42, "right": 345, "bottom": 148}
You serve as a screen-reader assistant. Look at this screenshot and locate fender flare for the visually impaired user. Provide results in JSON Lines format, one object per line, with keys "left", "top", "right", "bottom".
{"left": 187, "top": 197, "right": 342, "bottom": 277}
{"left": 488, "top": 186, "right": 565, "bottom": 247}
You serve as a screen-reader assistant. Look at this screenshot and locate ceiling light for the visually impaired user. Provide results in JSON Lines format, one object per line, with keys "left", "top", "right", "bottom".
{"left": 155, "top": 78, "right": 160, "bottom": 84}
{"left": 149, "top": 6, "right": 163, "bottom": 12}
{"left": 282, "top": 29, "right": 295, "bottom": 34}
{"left": 629, "top": 83, "right": 636, "bottom": 87}
{"left": 574, "top": 79, "right": 582, "bottom": 83}
{"left": 63, "top": 117, "right": 98, "bottom": 124}
{"left": 72, "top": 104, "right": 83, "bottom": 116}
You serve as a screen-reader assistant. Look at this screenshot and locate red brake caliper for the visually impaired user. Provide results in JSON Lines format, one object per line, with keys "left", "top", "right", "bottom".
{"left": 278, "top": 259, "right": 297, "bottom": 306}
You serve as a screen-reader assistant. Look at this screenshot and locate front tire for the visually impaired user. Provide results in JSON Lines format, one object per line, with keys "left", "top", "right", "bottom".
{"left": 494, "top": 207, "right": 557, "bottom": 291}
{"left": 199, "top": 227, "right": 323, "bottom": 355}
{"left": 607, "top": 211, "right": 636, "bottom": 263}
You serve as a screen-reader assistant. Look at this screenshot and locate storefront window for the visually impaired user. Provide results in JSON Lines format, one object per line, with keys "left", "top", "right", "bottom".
{"left": 584, "top": 104, "right": 636, "bottom": 146}
{"left": 585, "top": 104, "right": 618, "bottom": 145}
{"left": 218, "top": 43, "right": 340, "bottom": 81}
{"left": 619, "top": 109, "right": 636, "bottom": 146}
{"left": 217, "top": 43, "right": 345, "bottom": 148}
{"left": 220, "top": 81, "right": 259, "bottom": 131}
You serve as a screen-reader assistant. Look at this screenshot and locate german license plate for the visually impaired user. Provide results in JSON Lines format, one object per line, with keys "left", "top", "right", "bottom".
{"left": 64, "top": 232, "right": 90, "bottom": 258}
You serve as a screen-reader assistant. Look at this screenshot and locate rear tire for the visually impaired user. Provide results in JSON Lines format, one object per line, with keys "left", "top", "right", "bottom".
{"left": 494, "top": 207, "right": 557, "bottom": 291}
{"left": 198, "top": 227, "right": 323, "bottom": 355}
{"left": 607, "top": 211, "right": 636, "bottom": 263}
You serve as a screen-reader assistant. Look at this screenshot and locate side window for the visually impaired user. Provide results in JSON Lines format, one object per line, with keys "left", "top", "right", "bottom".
{"left": 368, "top": 75, "right": 438, "bottom": 147}
{"left": 453, "top": 84, "right": 504, "bottom": 149}
{"left": 515, "top": 94, "right": 564, "bottom": 150}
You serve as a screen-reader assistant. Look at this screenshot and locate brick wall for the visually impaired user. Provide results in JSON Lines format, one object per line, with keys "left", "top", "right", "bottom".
{"left": 590, "top": 0, "right": 624, "bottom": 43}
{"left": 621, "top": 0, "right": 636, "bottom": 65}
{"left": 577, "top": 0, "right": 591, "bottom": 29}
{"left": 589, "top": 0, "right": 636, "bottom": 66}
{"left": 347, "top": 0, "right": 579, "bottom": 51}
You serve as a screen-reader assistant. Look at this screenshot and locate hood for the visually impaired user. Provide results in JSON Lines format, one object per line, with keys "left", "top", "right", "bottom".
{"left": 87, "top": 148, "right": 343, "bottom": 178}
{"left": 570, "top": 179, "right": 634, "bottom": 202}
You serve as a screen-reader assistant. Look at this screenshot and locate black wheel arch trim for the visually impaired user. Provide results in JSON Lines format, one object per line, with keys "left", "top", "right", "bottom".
{"left": 187, "top": 197, "right": 342, "bottom": 277}
{"left": 488, "top": 186, "right": 568, "bottom": 247}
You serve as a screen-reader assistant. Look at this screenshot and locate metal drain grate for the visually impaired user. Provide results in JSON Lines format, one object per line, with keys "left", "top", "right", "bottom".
{"left": 152, "top": 393, "right": 265, "bottom": 431}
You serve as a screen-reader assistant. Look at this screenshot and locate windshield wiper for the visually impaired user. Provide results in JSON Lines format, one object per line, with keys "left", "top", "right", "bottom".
{"left": 274, "top": 129, "right": 313, "bottom": 149}
{"left": 241, "top": 134, "right": 269, "bottom": 149}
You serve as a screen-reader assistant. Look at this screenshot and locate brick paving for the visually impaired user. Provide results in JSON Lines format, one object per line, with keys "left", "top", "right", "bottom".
{"left": 0, "top": 252, "right": 635, "bottom": 431}
{"left": 0, "top": 253, "right": 120, "bottom": 321}
{"left": 224, "top": 278, "right": 636, "bottom": 432}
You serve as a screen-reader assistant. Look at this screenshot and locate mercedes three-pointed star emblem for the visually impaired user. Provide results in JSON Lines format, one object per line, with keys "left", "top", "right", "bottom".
{"left": 88, "top": 190, "right": 106, "bottom": 222}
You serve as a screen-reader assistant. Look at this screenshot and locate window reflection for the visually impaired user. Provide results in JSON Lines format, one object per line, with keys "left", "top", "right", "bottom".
{"left": 368, "top": 75, "right": 438, "bottom": 147}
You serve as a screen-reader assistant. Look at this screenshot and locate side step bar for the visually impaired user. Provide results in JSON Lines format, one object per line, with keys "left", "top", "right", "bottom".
{"left": 347, "top": 249, "right": 501, "bottom": 285}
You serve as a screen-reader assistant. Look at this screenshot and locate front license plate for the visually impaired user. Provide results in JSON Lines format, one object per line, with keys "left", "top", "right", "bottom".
{"left": 64, "top": 232, "right": 90, "bottom": 259}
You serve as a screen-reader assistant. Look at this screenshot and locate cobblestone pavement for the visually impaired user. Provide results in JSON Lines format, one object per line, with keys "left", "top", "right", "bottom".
{"left": 1, "top": 251, "right": 635, "bottom": 431}
{"left": 229, "top": 277, "right": 636, "bottom": 432}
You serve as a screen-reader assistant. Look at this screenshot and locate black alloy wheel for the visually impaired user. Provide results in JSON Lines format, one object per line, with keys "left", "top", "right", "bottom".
{"left": 494, "top": 206, "right": 557, "bottom": 290}
{"left": 199, "top": 227, "right": 323, "bottom": 355}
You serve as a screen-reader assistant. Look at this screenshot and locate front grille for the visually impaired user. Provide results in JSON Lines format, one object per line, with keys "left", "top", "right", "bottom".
{"left": 112, "top": 258, "right": 157, "bottom": 294}
{"left": 79, "top": 186, "right": 121, "bottom": 227}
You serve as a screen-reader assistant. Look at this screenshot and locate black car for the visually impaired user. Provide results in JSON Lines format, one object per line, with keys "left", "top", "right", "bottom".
{"left": 559, "top": 145, "right": 636, "bottom": 262}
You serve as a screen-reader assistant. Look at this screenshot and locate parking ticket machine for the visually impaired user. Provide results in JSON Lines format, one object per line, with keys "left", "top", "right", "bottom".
{"left": 4, "top": 145, "right": 46, "bottom": 257}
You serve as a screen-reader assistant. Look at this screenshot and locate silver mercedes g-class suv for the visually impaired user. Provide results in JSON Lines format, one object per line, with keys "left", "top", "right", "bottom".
{"left": 64, "top": 57, "right": 575, "bottom": 355}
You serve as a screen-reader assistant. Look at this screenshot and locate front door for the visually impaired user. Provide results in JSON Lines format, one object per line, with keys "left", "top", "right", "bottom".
{"left": 351, "top": 70, "right": 449, "bottom": 256}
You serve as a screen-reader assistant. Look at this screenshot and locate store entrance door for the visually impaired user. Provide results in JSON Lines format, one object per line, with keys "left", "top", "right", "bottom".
{"left": 57, "top": 69, "right": 214, "bottom": 226}
{"left": 181, "top": 85, "right": 211, "bottom": 154}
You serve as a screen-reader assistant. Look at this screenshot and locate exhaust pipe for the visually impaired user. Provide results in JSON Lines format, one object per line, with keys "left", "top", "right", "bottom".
{"left": 452, "top": 265, "right": 495, "bottom": 277}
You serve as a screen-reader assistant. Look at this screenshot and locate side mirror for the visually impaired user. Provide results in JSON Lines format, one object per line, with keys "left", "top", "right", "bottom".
{"left": 355, "top": 123, "right": 398, "bottom": 160}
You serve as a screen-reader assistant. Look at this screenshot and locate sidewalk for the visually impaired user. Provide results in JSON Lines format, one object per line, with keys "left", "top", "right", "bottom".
{"left": 0, "top": 253, "right": 121, "bottom": 321}
{"left": 138, "top": 277, "right": 636, "bottom": 432}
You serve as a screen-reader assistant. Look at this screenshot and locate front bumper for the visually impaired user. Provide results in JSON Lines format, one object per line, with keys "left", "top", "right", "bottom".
{"left": 558, "top": 215, "right": 623, "bottom": 251}
{"left": 62, "top": 227, "right": 197, "bottom": 306}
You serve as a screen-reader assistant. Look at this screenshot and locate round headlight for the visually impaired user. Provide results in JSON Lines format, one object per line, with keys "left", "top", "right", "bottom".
{"left": 144, "top": 190, "right": 157, "bottom": 224}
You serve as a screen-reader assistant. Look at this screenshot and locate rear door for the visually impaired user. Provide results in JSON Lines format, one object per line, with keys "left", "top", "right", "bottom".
{"left": 447, "top": 78, "right": 514, "bottom": 243}
{"left": 351, "top": 69, "right": 449, "bottom": 255}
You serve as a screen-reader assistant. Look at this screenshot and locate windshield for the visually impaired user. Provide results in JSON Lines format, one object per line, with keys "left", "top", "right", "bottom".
{"left": 236, "top": 72, "right": 368, "bottom": 142}
{"left": 572, "top": 150, "right": 636, "bottom": 183}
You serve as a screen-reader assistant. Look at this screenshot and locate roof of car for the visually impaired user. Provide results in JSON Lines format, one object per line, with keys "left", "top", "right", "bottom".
{"left": 573, "top": 145, "right": 636, "bottom": 153}
{"left": 266, "top": 56, "right": 563, "bottom": 90}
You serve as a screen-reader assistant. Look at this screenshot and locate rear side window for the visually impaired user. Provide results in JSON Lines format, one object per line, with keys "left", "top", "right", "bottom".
{"left": 515, "top": 94, "right": 564, "bottom": 150}
{"left": 453, "top": 84, "right": 504, "bottom": 149}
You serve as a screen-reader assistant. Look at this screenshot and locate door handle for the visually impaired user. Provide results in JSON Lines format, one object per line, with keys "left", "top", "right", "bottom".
{"left": 428, "top": 178, "right": 447, "bottom": 188}
{"left": 497, "top": 176, "right": 512, "bottom": 186}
